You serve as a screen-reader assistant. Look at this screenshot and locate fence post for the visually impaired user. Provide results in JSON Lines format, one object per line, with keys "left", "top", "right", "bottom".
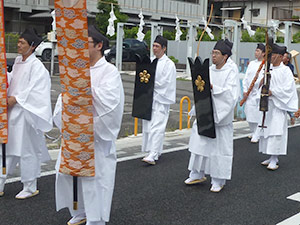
{"left": 179, "top": 96, "right": 191, "bottom": 130}
{"left": 134, "top": 117, "right": 138, "bottom": 136}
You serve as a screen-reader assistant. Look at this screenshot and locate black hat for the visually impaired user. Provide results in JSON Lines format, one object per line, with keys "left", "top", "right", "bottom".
{"left": 213, "top": 39, "right": 232, "bottom": 57}
{"left": 224, "top": 39, "right": 233, "bottom": 49}
{"left": 256, "top": 43, "right": 265, "bottom": 52}
{"left": 154, "top": 35, "right": 167, "bottom": 48}
{"left": 20, "top": 28, "right": 42, "bottom": 47}
{"left": 88, "top": 25, "right": 109, "bottom": 51}
{"left": 272, "top": 43, "right": 286, "bottom": 55}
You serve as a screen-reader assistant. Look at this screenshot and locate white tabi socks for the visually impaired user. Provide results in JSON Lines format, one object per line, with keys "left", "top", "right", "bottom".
{"left": 67, "top": 212, "right": 86, "bottom": 225}
{"left": 142, "top": 152, "right": 159, "bottom": 165}
{"left": 15, "top": 179, "right": 39, "bottom": 199}
{"left": 261, "top": 155, "right": 279, "bottom": 170}
{"left": 267, "top": 155, "right": 279, "bottom": 170}
{"left": 184, "top": 170, "right": 207, "bottom": 185}
{"left": 211, "top": 178, "right": 226, "bottom": 193}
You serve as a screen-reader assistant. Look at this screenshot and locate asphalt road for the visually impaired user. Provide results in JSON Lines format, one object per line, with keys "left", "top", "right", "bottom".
{"left": 1, "top": 126, "right": 300, "bottom": 225}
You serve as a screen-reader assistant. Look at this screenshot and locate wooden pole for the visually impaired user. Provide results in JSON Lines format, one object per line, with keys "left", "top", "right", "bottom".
{"left": 2, "top": 144, "right": 5, "bottom": 175}
{"left": 73, "top": 176, "right": 78, "bottom": 210}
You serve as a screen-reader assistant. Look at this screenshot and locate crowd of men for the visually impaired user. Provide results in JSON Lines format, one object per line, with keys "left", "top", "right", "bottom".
{"left": 0, "top": 22, "right": 298, "bottom": 225}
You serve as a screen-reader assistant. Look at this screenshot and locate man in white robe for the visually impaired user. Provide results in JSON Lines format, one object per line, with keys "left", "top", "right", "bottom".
{"left": 256, "top": 44, "right": 298, "bottom": 170}
{"left": 54, "top": 25, "right": 124, "bottom": 225}
{"left": 242, "top": 44, "right": 265, "bottom": 139}
{"left": 142, "top": 35, "right": 176, "bottom": 165}
{"left": 0, "top": 28, "right": 53, "bottom": 198}
{"left": 184, "top": 39, "right": 240, "bottom": 192}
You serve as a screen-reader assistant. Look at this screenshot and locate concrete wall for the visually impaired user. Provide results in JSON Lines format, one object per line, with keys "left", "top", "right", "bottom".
{"left": 117, "top": 0, "right": 207, "bottom": 21}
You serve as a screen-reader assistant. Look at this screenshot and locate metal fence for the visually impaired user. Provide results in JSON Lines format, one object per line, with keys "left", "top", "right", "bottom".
{"left": 5, "top": 34, "right": 19, "bottom": 53}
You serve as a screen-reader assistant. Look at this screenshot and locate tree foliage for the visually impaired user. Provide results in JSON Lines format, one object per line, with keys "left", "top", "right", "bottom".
{"left": 124, "top": 27, "right": 139, "bottom": 39}
{"left": 95, "top": 0, "right": 128, "bottom": 39}
{"left": 293, "top": 31, "right": 300, "bottom": 43}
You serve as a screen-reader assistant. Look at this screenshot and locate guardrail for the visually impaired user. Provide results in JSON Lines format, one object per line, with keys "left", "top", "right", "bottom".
{"left": 134, "top": 117, "right": 138, "bottom": 136}
{"left": 134, "top": 96, "right": 191, "bottom": 136}
{"left": 179, "top": 96, "right": 191, "bottom": 130}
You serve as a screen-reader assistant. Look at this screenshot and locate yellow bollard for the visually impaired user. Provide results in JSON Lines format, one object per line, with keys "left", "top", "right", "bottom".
{"left": 134, "top": 117, "right": 138, "bottom": 136}
{"left": 179, "top": 96, "right": 191, "bottom": 130}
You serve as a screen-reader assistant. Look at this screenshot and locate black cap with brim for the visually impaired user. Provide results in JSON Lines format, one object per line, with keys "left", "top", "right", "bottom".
{"left": 20, "top": 28, "right": 42, "bottom": 47}
{"left": 257, "top": 43, "right": 265, "bottom": 52}
{"left": 213, "top": 39, "right": 232, "bottom": 57}
{"left": 88, "top": 25, "right": 109, "bottom": 51}
{"left": 154, "top": 35, "right": 167, "bottom": 48}
{"left": 272, "top": 43, "right": 286, "bottom": 55}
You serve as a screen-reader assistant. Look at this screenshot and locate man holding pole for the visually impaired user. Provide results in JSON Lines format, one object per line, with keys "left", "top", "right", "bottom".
{"left": 0, "top": 28, "right": 53, "bottom": 198}
{"left": 54, "top": 25, "right": 124, "bottom": 225}
{"left": 256, "top": 44, "right": 298, "bottom": 170}
{"left": 242, "top": 44, "right": 265, "bottom": 141}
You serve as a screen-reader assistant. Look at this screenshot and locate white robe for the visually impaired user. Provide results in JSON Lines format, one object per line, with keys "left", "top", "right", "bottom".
{"left": 188, "top": 59, "right": 240, "bottom": 180}
{"left": 242, "top": 60, "right": 264, "bottom": 124}
{"left": 255, "top": 63, "right": 298, "bottom": 155}
{"left": 0, "top": 53, "right": 52, "bottom": 182}
{"left": 54, "top": 57, "right": 124, "bottom": 222}
{"left": 142, "top": 54, "right": 176, "bottom": 154}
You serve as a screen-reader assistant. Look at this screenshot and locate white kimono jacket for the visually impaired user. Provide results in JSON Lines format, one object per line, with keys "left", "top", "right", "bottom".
{"left": 188, "top": 59, "right": 240, "bottom": 180}
{"left": 242, "top": 60, "right": 264, "bottom": 123}
{"left": 54, "top": 57, "right": 124, "bottom": 222}
{"left": 255, "top": 63, "right": 298, "bottom": 155}
{"left": 0, "top": 53, "right": 52, "bottom": 182}
{"left": 142, "top": 54, "right": 176, "bottom": 153}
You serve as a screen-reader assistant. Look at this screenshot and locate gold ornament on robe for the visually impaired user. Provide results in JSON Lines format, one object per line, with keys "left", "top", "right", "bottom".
{"left": 195, "top": 75, "right": 205, "bottom": 92}
{"left": 139, "top": 70, "right": 151, "bottom": 83}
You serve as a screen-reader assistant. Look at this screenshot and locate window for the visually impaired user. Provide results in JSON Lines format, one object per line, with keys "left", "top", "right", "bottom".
{"left": 249, "top": 8, "right": 260, "bottom": 17}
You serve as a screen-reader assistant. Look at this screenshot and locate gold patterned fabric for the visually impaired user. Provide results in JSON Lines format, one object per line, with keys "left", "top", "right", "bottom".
{"left": 0, "top": 0, "right": 8, "bottom": 144}
{"left": 55, "top": 0, "right": 95, "bottom": 177}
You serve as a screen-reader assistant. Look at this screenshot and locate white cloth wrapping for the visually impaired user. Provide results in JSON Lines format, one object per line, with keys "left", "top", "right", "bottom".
{"left": 242, "top": 60, "right": 264, "bottom": 123}
{"left": 254, "top": 62, "right": 298, "bottom": 155}
{"left": 188, "top": 59, "right": 240, "bottom": 180}
{"left": 0, "top": 53, "right": 52, "bottom": 182}
{"left": 54, "top": 57, "right": 124, "bottom": 222}
{"left": 142, "top": 54, "right": 176, "bottom": 154}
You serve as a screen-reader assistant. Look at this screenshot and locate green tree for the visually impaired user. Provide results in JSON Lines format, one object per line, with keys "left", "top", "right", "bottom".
{"left": 95, "top": 0, "right": 128, "bottom": 39}
{"left": 293, "top": 31, "right": 300, "bottom": 43}
{"left": 163, "top": 30, "right": 175, "bottom": 40}
{"left": 196, "top": 29, "right": 214, "bottom": 41}
{"left": 180, "top": 28, "right": 188, "bottom": 40}
{"left": 144, "top": 30, "right": 151, "bottom": 47}
{"left": 253, "top": 27, "right": 267, "bottom": 43}
{"left": 124, "top": 26, "right": 138, "bottom": 39}
{"left": 241, "top": 30, "right": 254, "bottom": 42}
{"left": 276, "top": 36, "right": 284, "bottom": 43}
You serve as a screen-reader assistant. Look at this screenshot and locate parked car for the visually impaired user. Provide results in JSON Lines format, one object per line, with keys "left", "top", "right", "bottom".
{"left": 35, "top": 39, "right": 58, "bottom": 61}
{"left": 105, "top": 39, "right": 149, "bottom": 63}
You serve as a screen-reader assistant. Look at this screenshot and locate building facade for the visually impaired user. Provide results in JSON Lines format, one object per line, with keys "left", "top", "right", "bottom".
{"left": 3, "top": 0, "right": 208, "bottom": 34}
{"left": 209, "top": 0, "right": 300, "bottom": 24}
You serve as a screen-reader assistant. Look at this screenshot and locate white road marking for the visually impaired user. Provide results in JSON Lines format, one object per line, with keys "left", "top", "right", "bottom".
{"left": 276, "top": 193, "right": 300, "bottom": 225}
{"left": 277, "top": 213, "right": 300, "bottom": 225}
{"left": 287, "top": 192, "right": 300, "bottom": 202}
